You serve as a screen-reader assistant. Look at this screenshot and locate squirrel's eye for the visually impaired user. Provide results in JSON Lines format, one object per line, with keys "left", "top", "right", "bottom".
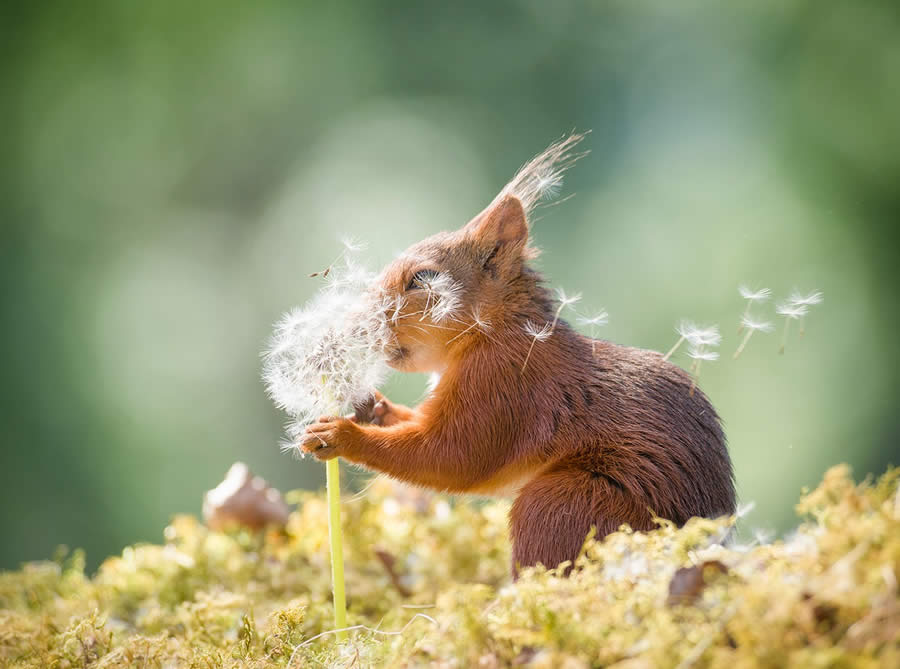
{"left": 406, "top": 269, "right": 439, "bottom": 291}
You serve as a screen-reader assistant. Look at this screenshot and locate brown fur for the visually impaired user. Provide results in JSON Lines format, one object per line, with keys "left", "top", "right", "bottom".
{"left": 303, "top": 194, "right": 735, "bottom": 576}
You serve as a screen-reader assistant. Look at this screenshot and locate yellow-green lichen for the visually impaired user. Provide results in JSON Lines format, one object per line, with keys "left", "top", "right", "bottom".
{"left": 1, "top": 465, "right": 898, "bottom": 667}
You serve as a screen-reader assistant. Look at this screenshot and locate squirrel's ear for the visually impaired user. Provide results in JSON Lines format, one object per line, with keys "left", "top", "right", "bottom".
{"left": 463, "top": 195, "right": 528, "bottom": 247}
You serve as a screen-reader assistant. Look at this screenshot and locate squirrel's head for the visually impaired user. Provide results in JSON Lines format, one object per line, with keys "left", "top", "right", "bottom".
{"left": 376, "top": 133, "right": 587, "bottom": 373}
{"left": 378, "top": 195, "right": 532, "bottom": 372}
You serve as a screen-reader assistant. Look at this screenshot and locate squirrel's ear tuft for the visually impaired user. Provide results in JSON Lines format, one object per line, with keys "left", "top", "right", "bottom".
{"left": 464, "top": 195, "right": 528, "bottom": 247}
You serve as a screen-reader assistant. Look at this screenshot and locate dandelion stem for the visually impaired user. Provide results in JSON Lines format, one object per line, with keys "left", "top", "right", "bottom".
{"left": 690, "top": 360, "right": 701, "bottom": 397}
{"left": 549, "top": 303, "right": 566, "bottom": 333}
{"left": 663, "top": 336, "right": 685, "bottom": 362}
{"left": 733, "top": 329, "right": 754, "bottom": 359}
{"left": 738, "top": 304, "right": 751, "bottom": 334}
{"left": 521, "top": 337, "right": 539, "bottom": 373}
{"left": 326, "top": 458, "right": 348, "bottom": 642}
{"left": 780, "top": 318, "right": 790, "bottom": 355}
{"left": 322, "top": 379, "right": 348, "bottom": 643}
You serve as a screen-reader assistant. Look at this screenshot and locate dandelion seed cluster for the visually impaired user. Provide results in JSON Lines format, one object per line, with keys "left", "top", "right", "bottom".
{"left": 262, "top": 256, "right": 395, "bottom": 447}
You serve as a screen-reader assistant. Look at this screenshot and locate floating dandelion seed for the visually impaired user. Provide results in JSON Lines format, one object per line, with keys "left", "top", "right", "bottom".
{"left": 447, "top": 306, "right": 493, "bottom": 344}
{"left": 524, "top": 320, "right": 553, "bottom": 340}
{"left": 739, "top": 285, "right": 773, "bottom": 303}
{"left": 521, "top": 289, "right": 580, "bottom": 373}
{"left": 737, "top": 285, "right": 772, "bottom": 333}
{"left": 521, "top": 320, "right": 552, "bottom": 372}
{"left": 551, "top": 288, "right": 581, "bottom": 332}
{"left": 733, "top": 316, "right": 774, "bottom": 359}
{"left": 663, "top": 320, "right": 720, "bottom": 362}
{"left": 687, "top": 332, "right": 721, "bottom": 396}
{"left": 789, "top": 290, "right": 823, "bottom": 336}
{"left": 776, "top": 301, "right": 810, "bottom": 354}
{"left": 789, "top": 290, "right": 824, "bottom": 306}
{"left": 578, "top": 309, "right": 609, "bottom": 357}
{"left": 309, "top": 236, "right": 367, "bottom": 278}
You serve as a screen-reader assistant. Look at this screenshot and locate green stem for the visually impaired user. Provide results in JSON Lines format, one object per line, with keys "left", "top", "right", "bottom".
{"left": 326, "top": 457, "right": 348, "bottom": 642}
{"left": 321, "top": 376, "right": 348, "bottom": 643}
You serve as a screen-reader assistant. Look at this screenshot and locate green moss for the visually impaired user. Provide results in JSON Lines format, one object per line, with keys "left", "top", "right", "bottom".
{"left": 1, "top": 465, "right": 898, "bottom": 667}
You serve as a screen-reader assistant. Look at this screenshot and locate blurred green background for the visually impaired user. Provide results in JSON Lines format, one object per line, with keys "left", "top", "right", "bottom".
{"left": 3, "top": 0, "right": 899, "bottom": 571}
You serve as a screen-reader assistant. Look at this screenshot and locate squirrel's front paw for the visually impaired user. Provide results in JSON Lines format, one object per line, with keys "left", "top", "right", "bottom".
{"left": 300, "top": 416, "right": 358, "bottom": 461}
{"left": 353, "top": 391, "right": 410, "bottom": 427}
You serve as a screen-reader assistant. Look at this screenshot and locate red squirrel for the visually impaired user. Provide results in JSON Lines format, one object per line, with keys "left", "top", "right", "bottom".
{"left": 301, "top": 135, "right": 736, "bottom": 574}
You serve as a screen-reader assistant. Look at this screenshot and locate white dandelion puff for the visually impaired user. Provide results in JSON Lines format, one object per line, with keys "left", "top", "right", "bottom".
{"left": 733, "top": 316, "right": 774, "bottom": 359}
{"left": 262, "top": 262, "right": 395, "bottom": 449}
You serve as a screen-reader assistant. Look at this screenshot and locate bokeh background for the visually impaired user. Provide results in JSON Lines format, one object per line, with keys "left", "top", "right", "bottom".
{"left": 3, "top": 0, "right": 899, "bottom": 571}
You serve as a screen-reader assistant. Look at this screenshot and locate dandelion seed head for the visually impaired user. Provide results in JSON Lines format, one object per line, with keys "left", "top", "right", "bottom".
{"left": 524, "top": 320, "right": 552, "bottom": 341}
{"left": 776, "top": 302, "right": 809, "bottom": 319}
{"left": 262, "top": 260, "right": 395, "bottom": 444}
{"left": 740, "top": 316, "right": 774, "bottom": 333}
{"left": 738, "top": 285, "right": 772, "bottom": 303}
{"left": 789, "top": 290, "right": 824, "bottom": 306}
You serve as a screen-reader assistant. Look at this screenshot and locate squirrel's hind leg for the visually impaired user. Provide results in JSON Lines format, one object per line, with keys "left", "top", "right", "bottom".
{"left": 509, "top": 455, "right": 654, "bottom": 578}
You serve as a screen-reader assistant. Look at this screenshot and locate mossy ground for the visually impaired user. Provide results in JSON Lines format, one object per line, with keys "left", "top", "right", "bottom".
{"left": 1, "top": 465, "right": 898, "bottom": 668}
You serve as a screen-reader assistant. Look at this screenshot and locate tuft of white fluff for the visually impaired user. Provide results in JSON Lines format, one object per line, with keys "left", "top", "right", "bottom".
{"left": 738, "top": 285, "right": 772, "bottom": 303}
{"left": 676, "top": 321, "right": 721, "bottom": 348}
{"left": 492, "top": 132, "right": 589, "bottom": 216}
{"left": 741, "top": 315, "right": 774, "bottom": 333}
{"left": 262, "top": 257, "right": 395, "bottom": 446}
